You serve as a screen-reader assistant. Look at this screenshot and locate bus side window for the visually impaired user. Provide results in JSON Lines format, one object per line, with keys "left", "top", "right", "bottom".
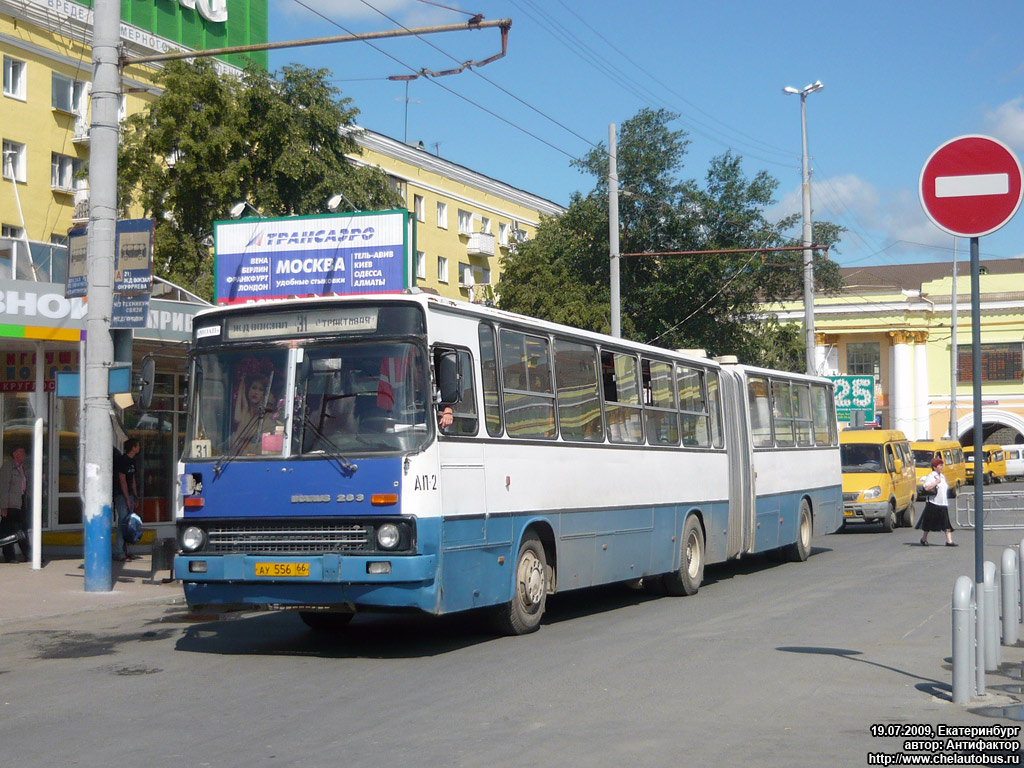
{"left": 677, "top": 364, "right": 708, "bottom": 447}
{"left": 706, "top": 370, "right": 724, "bottom": 449}
{"left": 642, "top": 358, "right": 679, "bottom": 447}
{"left": 748, "top": 376, "right": 772, "bottom": 448}
{"left": 601, "top": 350, "right": 643, "bottom": 444}
{"left": 434, "top": 347, "right": 478, "bottom": 436}
{"left": 553, "top": 338, "right": 603, "bottom": 442}
{"left": 810, "top": 384, "right": 833, "bottom": 446}
{"left": 771, "top": 379, "right": 794, "bottom": 447}
{"left": 478, "top": 323, "right": 502, "bottom": 437}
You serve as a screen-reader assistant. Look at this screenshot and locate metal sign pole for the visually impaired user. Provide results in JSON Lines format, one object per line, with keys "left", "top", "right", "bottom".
{"left": 971, "top": 236, "right": 984, "bottom": 584}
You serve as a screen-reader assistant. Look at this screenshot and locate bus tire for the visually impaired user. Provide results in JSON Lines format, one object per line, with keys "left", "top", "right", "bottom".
{"left": 299, "top": 611, "right": 354, "bottom": 633}
{"left": 881, "top": 500, "right": 896, "bottom": 532}
{"left": 491, "top": 533, "right": 548, "bottom": 636}
{"left": 785, "top": 500, "right": 813, "bottom": 562}
{"left": 663, "top": 516, "right": 704, "bottom": 596}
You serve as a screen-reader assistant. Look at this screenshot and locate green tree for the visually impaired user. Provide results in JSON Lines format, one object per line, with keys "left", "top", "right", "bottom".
{"left": 117, "top": 59, "right": 403, "bottom": 299}
{"left": 498, "top": 108, "right": 844, "bottom": 370}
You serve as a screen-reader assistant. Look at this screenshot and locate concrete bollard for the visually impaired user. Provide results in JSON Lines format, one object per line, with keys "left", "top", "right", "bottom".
{"left": 1003, "top": 549, "right": 1019, "bottom": 646}
{"left": 953, "top": 576, "right": 975, "bottom": 705}
{"left": 1019, "top": 537, "right": 1024, "bottom": 623}
{"left": 984, "top": 561, "right": 1000, "bottom": 670}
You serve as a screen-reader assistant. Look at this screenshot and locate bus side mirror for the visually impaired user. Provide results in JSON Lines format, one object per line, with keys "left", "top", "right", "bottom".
{"left": 139, "top": 357, "right": 156, "bottom": 410}
{"left": 437, "top": 351, "right": 460, "bottom": 406}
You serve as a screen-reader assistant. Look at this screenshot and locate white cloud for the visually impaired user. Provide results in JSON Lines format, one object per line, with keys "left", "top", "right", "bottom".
{"left": 986, "top": 97, "right": 1024, "bottom": 150}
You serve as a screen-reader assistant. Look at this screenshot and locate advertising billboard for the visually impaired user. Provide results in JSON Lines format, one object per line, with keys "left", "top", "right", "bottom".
{"left": 214, "top": 210, "right": 413, "bottom": 305}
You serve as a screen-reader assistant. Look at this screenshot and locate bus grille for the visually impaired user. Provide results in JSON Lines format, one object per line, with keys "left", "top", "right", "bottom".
{"left": 205, "top": 522, "right": 370, "bottom": 554}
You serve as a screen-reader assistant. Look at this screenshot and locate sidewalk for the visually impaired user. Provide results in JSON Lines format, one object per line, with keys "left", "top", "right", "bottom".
{"left": 0, "top": 553, "right": 183, "bottom": 627}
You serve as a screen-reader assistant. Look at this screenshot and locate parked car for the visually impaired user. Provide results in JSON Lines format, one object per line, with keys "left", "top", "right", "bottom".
{"left": 1002, "top": 444, "right": 1024, "bottom": 481}
{"left": 964, "top": 445, "right": 1007, "bottom": 485}
{"left": 840, "top": 429, "right": 917, "bottom": 531}
{"left": 910, "top": 439, "right": 966, "bottom": 499}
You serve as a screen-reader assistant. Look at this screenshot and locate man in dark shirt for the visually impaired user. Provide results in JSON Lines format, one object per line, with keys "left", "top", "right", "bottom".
{"left": 112, "top": 438, "right": 140, "bottom": 561}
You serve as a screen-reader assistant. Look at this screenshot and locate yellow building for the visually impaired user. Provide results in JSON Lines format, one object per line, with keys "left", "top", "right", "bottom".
{"left": 347, "top": 127, "right": 565, "bottom": 302}
{"left": 768, "top": 259, "right": 1024, "bottom": 446}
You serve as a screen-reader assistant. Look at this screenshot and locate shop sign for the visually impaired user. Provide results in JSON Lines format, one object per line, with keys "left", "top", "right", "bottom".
{"left": 1, "top": 350, "right": 79, "bottom": 392}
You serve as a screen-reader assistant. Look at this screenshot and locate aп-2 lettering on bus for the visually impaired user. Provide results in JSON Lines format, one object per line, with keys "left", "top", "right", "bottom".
{"left": 414, "top": 474, "right": 438, "bottom": 491}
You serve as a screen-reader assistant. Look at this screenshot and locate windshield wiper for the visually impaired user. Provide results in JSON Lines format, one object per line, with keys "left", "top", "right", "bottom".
{"left": 302, "top": 415, "right": 358, "bottom": 476}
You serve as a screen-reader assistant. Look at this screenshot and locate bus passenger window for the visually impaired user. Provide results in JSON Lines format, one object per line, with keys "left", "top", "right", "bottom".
{"left": 793, "top": 384, "right": 813, "bottom": 446}
{"left": 810, "top": 384, "right": 835, "bottom": 446}
{"left": 771, "top": 380, "right": 795, "bottom": 447}
{"left": 553, "top": 338, "right": 603, "bottom": 442}
{"left": 747, "top": 376, "right": 773, "bottom": 448}
{"left": 500, "top": 329, "right": 556, "bottom": 438}
{"left": 601, "top": 351, "right": 643, "bottom": 444}
{"left": 478, "top": 323, "right": 502, "bottom": 437}
{"left": 677, "top": 365, "right": 709, "bottom": 447}
{"left": 642, "top": 359, "right": 678, "bottom": 446}
{"left": 706, "top": 370, "right": 724, "bottom": 449}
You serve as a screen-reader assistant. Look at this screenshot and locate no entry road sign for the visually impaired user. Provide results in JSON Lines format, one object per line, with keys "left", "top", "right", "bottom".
{"left": 919, "top": 134, "right": 1023, "bottom": 238}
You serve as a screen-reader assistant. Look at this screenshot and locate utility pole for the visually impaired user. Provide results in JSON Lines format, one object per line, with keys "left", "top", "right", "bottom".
{"left": 783, "top": 81, "right": 824, "bottom": 375}
{"left": 949, "top": 238, "right": 959, "bottom": 440}
{"left": 608, "top": 124, "right": 620, "bottom": 338}
{"left": 83, "top": 0, "right": 120, "bottom": 592}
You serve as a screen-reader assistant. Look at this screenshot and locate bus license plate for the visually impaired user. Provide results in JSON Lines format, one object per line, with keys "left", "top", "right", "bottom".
{"left": 255, "top": 562, "right": 310, "bottom": 578}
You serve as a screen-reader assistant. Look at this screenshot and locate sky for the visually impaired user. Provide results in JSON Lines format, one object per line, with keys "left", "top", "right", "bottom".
{"left": 265, "top": 0, "right": 1024, "bottom": 269}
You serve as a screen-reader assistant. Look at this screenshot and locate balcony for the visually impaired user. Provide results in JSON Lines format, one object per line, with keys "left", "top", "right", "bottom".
{"left": 467, "top": 232, "right": 495, "bottom": 257}
{"left": 72, "top": 119, "right": 90, "bottom": 146}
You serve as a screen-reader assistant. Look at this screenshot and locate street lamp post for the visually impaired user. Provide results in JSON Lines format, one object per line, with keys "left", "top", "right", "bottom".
{"left": 783, "top": 81, "right": 824, "bottom": 376}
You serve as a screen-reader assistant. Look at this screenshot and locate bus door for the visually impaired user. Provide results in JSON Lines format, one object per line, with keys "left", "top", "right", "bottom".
{"left": 719, "top": 368, "right": 753, "bottom": 559}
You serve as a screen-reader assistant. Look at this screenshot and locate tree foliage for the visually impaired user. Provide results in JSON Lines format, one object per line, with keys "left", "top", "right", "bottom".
{"left": 497, "top": 108, "right": 844, "bottom": 370}
{"left": 117, "top": 60, "right": 403, "bottom": 299}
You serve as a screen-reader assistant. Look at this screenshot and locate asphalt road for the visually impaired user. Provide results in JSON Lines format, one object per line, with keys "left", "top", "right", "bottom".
{"left": 3, "top": 486, "right": 1024, "bottom": 768}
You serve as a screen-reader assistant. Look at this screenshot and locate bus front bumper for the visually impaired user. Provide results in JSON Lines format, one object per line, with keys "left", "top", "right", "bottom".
{"left": 175, "top": 552, "right": 439, "bottom": 612}
{"left": 842, "top": 500, "right": 890, "bottom": 522}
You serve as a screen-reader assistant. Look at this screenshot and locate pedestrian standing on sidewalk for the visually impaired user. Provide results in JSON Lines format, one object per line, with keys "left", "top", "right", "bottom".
{"left": 112, "top": 438, "right": 141, "bottom": 562}
{"left": 0, "top": 446, "right": 30, "bottom": 563}
{"left": 917, "top": 455, "right": 956, "bottom": 547}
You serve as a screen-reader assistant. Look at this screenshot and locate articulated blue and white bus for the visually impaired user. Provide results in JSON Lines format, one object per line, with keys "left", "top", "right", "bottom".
{"left": 175, "top": 293, "right": 842, "bottom": 634}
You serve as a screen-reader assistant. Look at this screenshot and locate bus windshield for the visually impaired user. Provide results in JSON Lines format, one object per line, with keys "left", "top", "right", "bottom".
{"left": 186, "top": 341, "right": 431, "bottom": 459}
{"left": 840, "top": 443, "right": 884, "bottom": 473}
{"left": 912, "top": 449, "right": 936, "bottom": 468}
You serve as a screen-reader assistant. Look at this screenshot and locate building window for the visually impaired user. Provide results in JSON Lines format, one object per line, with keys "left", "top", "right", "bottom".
{"left": 52, "top": 73, "right": 87, "bottom": 115}
{"left": 457, "top": 209, "right": 472, "bottom": 235}
{"left": 388, "top": 175, "right": 404, "bottom": 197}
{"left": 437, "top": 256, "right": 449, "bottom": 283}
{"left": 458, "top": 262, "right": 472, "bottom": 287}
{"left": 436, "top": 201, "right": 448, "bottom": 229}
{"left": 499, "top": 222, "right": 508, "bottom": 247}
{"left": 51, "top": 153, "right": 80, "bottom": 192}
{"left": 413, "top": 194, "right": 425, "bottom": 222}
{"left": 2, "top": 140, "right": 26, "bottom": 182}
{"left": 480, "top": 216, "right": 491, "bottom": 235}
{"left": 847, "top": 342, "right": 880, "bottom": 378}
{"left": 475, "top": 267, "right": 491, "bottom": 285}
{"left": 415, "top": 250, "right": 426, "bottom": 280}
{"left": 2, "top": 224, "right": 24, "bottom": 239}
{"left": 3, "top": 57, "right": 26, "bottom": 100}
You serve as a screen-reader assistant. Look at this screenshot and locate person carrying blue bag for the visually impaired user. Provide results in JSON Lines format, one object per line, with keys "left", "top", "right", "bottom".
{"left": 112, "top": 438, "right": 141, "bottom": 561}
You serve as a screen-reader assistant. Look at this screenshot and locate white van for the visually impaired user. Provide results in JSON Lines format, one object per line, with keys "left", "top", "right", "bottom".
{"left": 1003, "top": 445, "right": 1024, "bottom": 481}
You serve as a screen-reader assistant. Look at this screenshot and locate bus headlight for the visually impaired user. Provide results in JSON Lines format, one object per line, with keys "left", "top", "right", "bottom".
{"left": 181, "top": 526, "right": 206, "bottom": 552}
{"left": 377, "top": 523, "right": 401, "bottom": 550}
{"left": 862, "top": 486, "right": 882, "bottom": 500}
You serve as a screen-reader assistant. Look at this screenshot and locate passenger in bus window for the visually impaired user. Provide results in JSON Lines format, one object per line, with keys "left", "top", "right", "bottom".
{"left": 231, "top": 361, "right": 279, "bottom": 450}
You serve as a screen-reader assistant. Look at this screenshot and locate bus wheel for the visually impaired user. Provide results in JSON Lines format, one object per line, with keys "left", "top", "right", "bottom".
{"left": 492, "top": 534, "right": 547, "bottom": 636}
{"left": 663, "top": 516, "right": 704, "bottom": 596}
{"left": 881, "top": 501, "right": 896, "bottom": 533}
{"left": 299, "top": 611, "right": 354, "bottom": 633}
{"left": 786, "top": 500, "right": 813, "bottom": 562}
